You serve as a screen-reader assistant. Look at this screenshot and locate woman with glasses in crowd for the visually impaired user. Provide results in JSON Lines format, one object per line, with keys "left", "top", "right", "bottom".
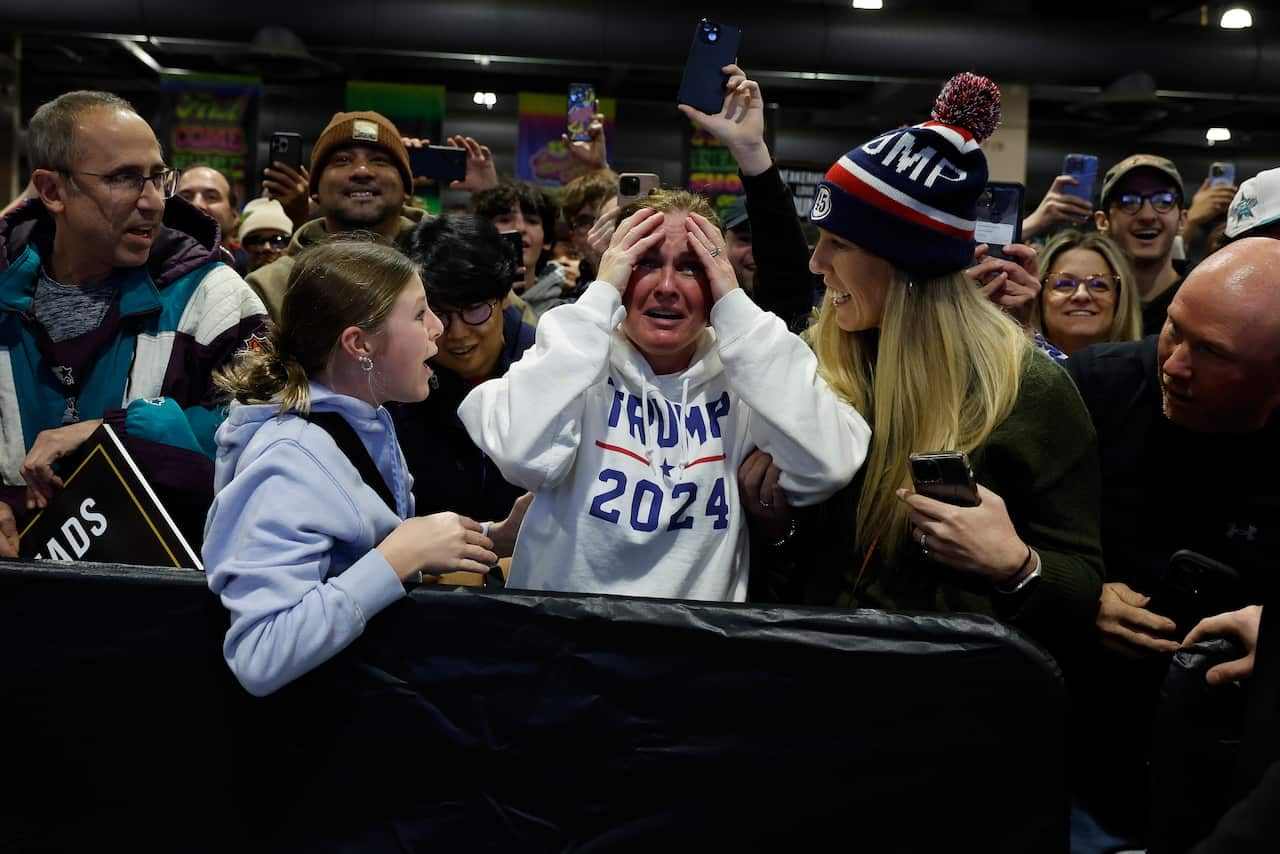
{"left": 1032, "top": 230, "right": 1141, "bottom": 356}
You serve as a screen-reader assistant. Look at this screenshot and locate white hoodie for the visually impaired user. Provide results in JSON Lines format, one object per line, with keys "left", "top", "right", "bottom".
{"left": 459, "top": 282, "right": 870, "bottom": 601}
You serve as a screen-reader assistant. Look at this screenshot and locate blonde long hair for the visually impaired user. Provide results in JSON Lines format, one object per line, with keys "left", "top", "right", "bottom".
{"left": 813, "top": 269, "right": 1028, "bottom": 563}
{"left": 1031, "top": 230, "right": 1142, "bottom": 346}
{"left": 216, "top": 239, "right": 417, "bottom": 415}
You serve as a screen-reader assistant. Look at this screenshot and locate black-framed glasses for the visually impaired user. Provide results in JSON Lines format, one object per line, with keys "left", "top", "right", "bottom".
{"left": 64, "top": 167, "right": 180, "bottom": 199}
{"left": 242, "top": 233, "right": 290, "bottom": 250}
{"left": 1113, "top": 191, "right": 1179, "bottom": 215}
{"left": 431, "top": 301, "right": 496, "bottom": 331}
{"left": 1043, "top": 273, "right": 1121, "bottom": 295}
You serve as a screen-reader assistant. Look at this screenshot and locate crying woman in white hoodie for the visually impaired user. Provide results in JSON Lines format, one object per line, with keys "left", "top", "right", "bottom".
{"left": 459, "top": 189, "right": 870, "bottom": 601}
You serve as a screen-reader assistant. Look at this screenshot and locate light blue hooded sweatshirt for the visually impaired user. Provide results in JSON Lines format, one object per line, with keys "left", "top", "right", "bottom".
{"left": 203, "top": 383, "right": 412, "bottom": 697}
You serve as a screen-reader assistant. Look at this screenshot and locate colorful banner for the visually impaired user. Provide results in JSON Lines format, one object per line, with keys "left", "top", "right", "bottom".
{"left": 516, "top": 92, "right": 617, "bottom": 188}
{"left": 346, "top": 81, "right": 446, "bottom": 212}
{"left": 685, "top": 123, "right": 742, "bottom": 218}
{"left": 161, "top": 73, "right": 259, "bottom": 209}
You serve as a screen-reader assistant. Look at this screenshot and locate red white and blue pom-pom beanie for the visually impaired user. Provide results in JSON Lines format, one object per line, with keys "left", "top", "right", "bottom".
{"left": 809, "top": 72, "right": 1002, "bottom": 280}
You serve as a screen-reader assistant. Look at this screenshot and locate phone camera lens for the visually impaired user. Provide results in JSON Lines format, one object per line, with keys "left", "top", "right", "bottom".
{"left": 707, "top": 30, "right": 718, "bottom": 42}
{"left": 620, "top": 176, "right": 639, "bottom": 195}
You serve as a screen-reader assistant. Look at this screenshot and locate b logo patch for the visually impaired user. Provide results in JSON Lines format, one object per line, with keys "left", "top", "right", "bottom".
{"left": 811, "top": 185, "right": 833, "bottom": 221}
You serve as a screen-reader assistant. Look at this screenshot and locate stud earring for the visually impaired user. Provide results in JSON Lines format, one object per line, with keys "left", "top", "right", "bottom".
{"left": 359, "top": 355, "right": 374, "bottom": 373}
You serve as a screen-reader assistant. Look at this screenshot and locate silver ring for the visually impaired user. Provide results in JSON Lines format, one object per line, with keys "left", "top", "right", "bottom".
{"left": 759, "top": 499, "right": 771, "bottom": 509}
{"left": 709, "top": 247, "right": 721, "bottom": 258}
{"left": 919, "top": 532, "right": 928, "bottom": 550}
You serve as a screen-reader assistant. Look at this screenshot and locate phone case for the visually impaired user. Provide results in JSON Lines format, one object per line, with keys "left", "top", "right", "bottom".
{"left": 408, "top": 145, "right": 467, "bottom": 183}
{"left": 270, "top": 132, "right": 304, "bottom": 171}
{"left": 567, "top": 83, "right": 597, "bottom": 142}
{"left": 1208, "top": 162, "right": 1235, "bottom": 189}
{"left": 1148, "top": 550, "right": 1244, "bottom": 633}
{"left": 618, "top": 173, "right": 660, "bottom": 207}
{"left": 973, "top": 182, "right": 1025, "bottom": 261}
{"left": 1062, "top": 154, "right": 1097, "bottom": 203}
{"left": 909, "top": 452, "right": 980, "bottom": 507}
{"left": 676, "top": 19, "right": 742, "bottom": 115}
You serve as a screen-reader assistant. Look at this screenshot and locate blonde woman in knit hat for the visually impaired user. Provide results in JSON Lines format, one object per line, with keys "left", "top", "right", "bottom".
{"left": 746, "top": 72, "right": 1102, "bottom": 658}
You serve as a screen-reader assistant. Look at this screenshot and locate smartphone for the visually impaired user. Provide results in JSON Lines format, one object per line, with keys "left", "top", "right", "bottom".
{"left": 1148, "top": 549, "right": 1244, "bottom": 634}
{"left": 1062, "top": 153, "right": 1097, "bottom": 203}
{"left": 909, "top": 451, "right": 980, "bottom": 507}
{"left": 618, "top": 172, "right": 661, "bottom": 208}
{"left": 973, "top": 181, "right": 1025, "bottom": 262}
{"left": 676, "top": 18, "right": 743, "bottom": 115}
{"left": 408, "top": 145, "right": 467, "bottom": 184}
{"left": 1208, "top": 162, "right": 1236, "bottom": 189}
{"left": 567, "top": 83, "right": 597, "bottom": 143}
{"left": 269, "top": 132, "right": 304, "bottom": 172}
{"left": 500, "top": 230, "right": 525, "bottom": 281}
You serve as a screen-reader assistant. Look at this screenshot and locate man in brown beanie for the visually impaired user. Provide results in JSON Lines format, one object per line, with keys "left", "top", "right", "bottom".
{"left": 246, "top": 111, "right": 497, "bottom": 319}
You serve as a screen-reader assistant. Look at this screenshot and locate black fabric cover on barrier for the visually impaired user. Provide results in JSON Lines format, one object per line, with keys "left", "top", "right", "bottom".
{"left": 0, "top": 560, "right": 1068, "bottom": 853}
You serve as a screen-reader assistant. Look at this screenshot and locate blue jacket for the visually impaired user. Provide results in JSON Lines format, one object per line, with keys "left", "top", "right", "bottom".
{"left": 0, "top": 196, "right": 268, "bottom": 538}
{"left": 203, "top": 384, "right": 412, "bottom": 697}
{"left": 389, "top": 305, "right": 534, "bottom": 521}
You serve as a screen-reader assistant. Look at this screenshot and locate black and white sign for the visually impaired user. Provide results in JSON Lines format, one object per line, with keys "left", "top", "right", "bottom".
{"left": 18, "top": 424, "right": 202, "bottom": 570}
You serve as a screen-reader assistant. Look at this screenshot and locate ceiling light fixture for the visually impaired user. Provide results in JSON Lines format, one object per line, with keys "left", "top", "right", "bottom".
{"left": 852, "top": 0, "right": 884, "bottom": 8}
{"left": 1220, "top": 8, "right": 1253, "bottom": 29}
{"left": 1206, "top": 127, "right": 1232, "bottom": 145}
{"left": 473, "top": 91, "right": 497, "bottom": 109}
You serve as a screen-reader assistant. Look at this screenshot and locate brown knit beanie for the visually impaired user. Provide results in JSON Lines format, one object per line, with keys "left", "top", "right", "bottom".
{"left": 308, "top": 110, "right": 412, "bottom": 196}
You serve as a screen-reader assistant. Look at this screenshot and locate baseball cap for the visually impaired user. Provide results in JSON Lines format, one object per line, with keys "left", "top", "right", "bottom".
{"left": 1225, "top": 168, "right": 1280, "bottom": 239}
{"left": 721, "top": 196, "right": 749, "bottom": 231}
{"left": 1100, "top": 154, "right": 1184, "bottom": 209}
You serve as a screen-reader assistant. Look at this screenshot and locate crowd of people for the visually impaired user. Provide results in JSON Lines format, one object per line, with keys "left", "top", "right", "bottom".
{"left": 2, "top": 62, "right": 1279, "bottom": 852}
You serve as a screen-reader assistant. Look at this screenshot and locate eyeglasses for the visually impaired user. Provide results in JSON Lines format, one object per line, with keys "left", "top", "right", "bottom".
{"left": 1043, "top": 273, "right": 1122, "bottom": 295}
{"left": 242, "top": 233, "right": 290, "bottom": 250}
{"left": 1113, "top": 191, "right": 1179, "bottom": 215}
{"left": 571, "top": 214, "right": 597, "bottom": 232}
{"left": 63, "top": 167, "right": 180, "bottom": 199}
{"left": 431, "top": 301, "right": 496, "bottom": 331}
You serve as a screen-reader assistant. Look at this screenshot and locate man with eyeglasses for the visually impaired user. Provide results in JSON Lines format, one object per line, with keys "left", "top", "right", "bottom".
{"left": 0, "top": 90, "right": 267, "bottom": 553}
{"left": 1094, "top": 154, "right": 1188, "bottom": 336}
{"left": 1064, "top": 237, "right": 1280, "bottom": 848}
{"left": 389, "top": 214, "right": 535, "bottom": 526}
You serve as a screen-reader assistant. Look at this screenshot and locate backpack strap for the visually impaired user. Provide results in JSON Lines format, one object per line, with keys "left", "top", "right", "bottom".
{"left": 304, "top": 411, "right": 397, "bottom": 516}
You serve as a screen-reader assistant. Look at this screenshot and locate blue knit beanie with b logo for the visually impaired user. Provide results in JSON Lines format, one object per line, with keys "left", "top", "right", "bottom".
{"left": 809, "top": 72, "right": 1002, "bottom": 279}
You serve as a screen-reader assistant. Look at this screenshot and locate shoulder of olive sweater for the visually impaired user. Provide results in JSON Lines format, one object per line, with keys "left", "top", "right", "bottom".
{"left": 988, "top": 347, "right": 1096, "bottom": 460}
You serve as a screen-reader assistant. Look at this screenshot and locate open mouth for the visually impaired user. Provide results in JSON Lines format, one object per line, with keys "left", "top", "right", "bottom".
{"left": 1132, "top": 228, "right": 1160, "bottom": 240}
{"left": 346, "top": 188, "right": 380, "bottom": 199}
{"left": 645, "top": 309, "right": 685, "bottom": 321}
{"left": 126, "top": 226, "right": 155, "bottom": 238}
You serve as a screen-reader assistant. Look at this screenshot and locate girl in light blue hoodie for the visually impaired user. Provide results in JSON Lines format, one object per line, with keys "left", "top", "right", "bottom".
{"left": 204, "top": 241, "right": 525, "bottom": 697}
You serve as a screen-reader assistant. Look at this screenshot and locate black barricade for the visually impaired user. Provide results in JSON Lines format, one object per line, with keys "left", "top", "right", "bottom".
{"left": 0, "top": 559, "right": 1068, "bottom": 853}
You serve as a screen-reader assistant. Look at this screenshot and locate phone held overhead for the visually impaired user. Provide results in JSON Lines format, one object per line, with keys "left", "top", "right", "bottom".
{"left": 676, "top": 18, "right": 742, "bottom": 115}
{"left": 618, "top": 173, "right": 660, "bottom": 208}
{"left": 1062, "top": 153, "right": 1098, "bottom": 203}
{"left": 408, "top": 145, "right": 467, "bottom": 184}
{"left": 567, "top": 83, "right": 598, "bottom": 142}
{"left": 270, "top": 132, "right": 304, "bottom": 172}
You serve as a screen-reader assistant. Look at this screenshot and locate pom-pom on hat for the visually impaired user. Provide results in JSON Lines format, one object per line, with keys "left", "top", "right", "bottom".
{"left": 809, "top": 72, "right": 1001, "bottom": 279}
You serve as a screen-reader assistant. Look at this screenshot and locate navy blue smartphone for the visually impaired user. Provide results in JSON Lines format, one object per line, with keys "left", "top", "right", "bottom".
{"left": 676, "top": 18, "right": 742, "bottom": 115}
{"left": 408, "top": 145, "right": 467, "bottom": 183}
{"left": 974, "top": 182, "right": 1025, "bottom": 261}
{"left": 1062, "top": 153, "right": 1097, "bottom": 203}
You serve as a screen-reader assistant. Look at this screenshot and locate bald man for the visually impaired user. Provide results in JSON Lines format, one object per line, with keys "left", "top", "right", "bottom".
{"left": 1064, "top": 237, "right": 1280, "bottom": 846}
{"left": 177, "top": 165, "right": 246, "bottom": 274}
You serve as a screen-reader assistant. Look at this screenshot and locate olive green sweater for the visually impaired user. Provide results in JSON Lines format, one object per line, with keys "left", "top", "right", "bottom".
{"left": 772, "top": 348, "right": 1104, "bottom": 655}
